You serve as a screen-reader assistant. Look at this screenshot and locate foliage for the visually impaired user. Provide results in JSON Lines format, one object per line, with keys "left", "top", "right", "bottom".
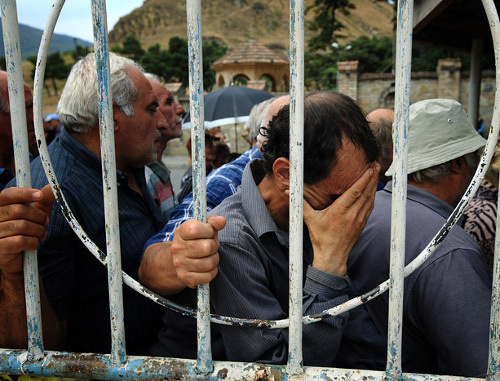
{"left": 113, "top": 36, "right": 145, "bottom": 61}
{"left": 335, "top": 36, "right": 393, "bottom": 74}
{"left": 304, "top": 33, "right": 496, "bottom": 90}
{"left": 71, "top": 45, "right": 91, "bottom": 61}
{"left": 111, "top": 36, "right": 226, "bottom": 91}
{"left": 306, "top": 0, "right": 355, "bottom": 51}
{"left": 27, "top": 52, "right": 71, "bottom": 96}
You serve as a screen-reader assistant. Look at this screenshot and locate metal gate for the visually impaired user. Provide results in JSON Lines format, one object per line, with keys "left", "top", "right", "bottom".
{"left": 0, "top": 0, "right": 499, "bottom": 379}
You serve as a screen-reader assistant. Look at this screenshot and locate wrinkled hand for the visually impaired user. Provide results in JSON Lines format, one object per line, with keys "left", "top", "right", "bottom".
{"left": 304, "top": 164, "right": 380, "bottom": 276}
{"left": 171, "top": 215, "right": 226, "bottom": 288}
{"left": 0, "top": 185, "right": 55, "bottom": 278}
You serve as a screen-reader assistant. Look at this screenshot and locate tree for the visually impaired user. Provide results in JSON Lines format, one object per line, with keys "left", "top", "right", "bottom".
{"left": 202, "top": 40, "right": 227, "bottom": 90}
{"left": 306, "top": 0, "right": 355, "bottom": 51}
{"left": 112, "top": 36, "right": 145, "bottom": 61}
{"left": 26, "top": 55, "right": 56, "bottom": 97}
{"left": 72, "top": 44, "right": 91, "bottom": 61}
{"left": 45, "top": 52, "right": 71, "bottom": 96}
{"left": 139, "top": 37, "right": 226, "bottom": 91}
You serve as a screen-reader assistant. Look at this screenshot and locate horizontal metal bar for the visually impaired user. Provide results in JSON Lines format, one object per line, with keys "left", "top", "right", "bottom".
{"left": 0, "top": 349, "right": 486, "bottom": 381}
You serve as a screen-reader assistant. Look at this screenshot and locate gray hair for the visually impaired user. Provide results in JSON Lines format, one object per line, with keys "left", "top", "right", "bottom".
{"left": 410, "top": 150, "right": 480, "bottom": 183}
{"left": 246, "top": 98, "right": 275, "bottom": 143}
{"left": 57, "top": 52, "right": 143, "bottom": 133}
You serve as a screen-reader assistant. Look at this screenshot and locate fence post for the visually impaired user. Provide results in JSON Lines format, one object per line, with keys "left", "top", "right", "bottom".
{"left": 386, "top": 0, "right": 413, "bottom": 379}
{"left": 287, "top": 0, "right": 305, "bottom": 377}
{"left": 185, "top": 0, "right": 212, "bottom": 374}
{"left": 0, "top": 0, "right": 44, "bottom": 362}
{"left": 90, "top": 0, "right": 127, "bottom": 363}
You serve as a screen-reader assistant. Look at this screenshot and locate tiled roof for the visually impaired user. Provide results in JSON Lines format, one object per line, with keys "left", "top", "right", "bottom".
{"left": 212, "top": 40, "right": 288, "bottom": 67}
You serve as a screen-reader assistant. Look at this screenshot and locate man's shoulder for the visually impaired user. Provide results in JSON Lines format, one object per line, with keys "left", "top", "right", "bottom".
{"left": 30, "top": 143, "right": 83, "bottom": 189}
{"left": 210, "top": 190, "right": 249, "bottom": 245}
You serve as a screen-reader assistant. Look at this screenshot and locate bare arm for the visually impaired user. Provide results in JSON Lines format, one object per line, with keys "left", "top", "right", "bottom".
{"left": 139, "top": 215, "right": 226, "bottom": 295}
{"left": 304, "top": 164, "right": 380, "bottom": 276}
{"left": 0, "top": 185, "right": 66, "bottom": 349}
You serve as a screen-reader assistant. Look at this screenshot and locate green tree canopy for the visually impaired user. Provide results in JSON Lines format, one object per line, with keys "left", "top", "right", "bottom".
{"left": 306, "top": 0, "right": 355, "bottom": 51}
{"left": 113, "top": 36, "right": 226, "bottom": 91}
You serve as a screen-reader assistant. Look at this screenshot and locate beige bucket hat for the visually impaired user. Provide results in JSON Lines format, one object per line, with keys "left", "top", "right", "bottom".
{"left": 386, "top": 99, "right": 486, "bottom": 176}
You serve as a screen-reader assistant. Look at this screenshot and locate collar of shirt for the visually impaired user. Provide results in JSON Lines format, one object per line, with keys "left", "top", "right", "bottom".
{"left": 242, "top": 159, "right": 290, "bottom": 248}
{"left": 384, "top": 180, "right": 463, "bottom": 225}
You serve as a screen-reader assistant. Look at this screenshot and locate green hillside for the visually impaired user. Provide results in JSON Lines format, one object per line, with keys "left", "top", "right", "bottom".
{"left": 0, "top": 22, "right": 92, "bottom": 60}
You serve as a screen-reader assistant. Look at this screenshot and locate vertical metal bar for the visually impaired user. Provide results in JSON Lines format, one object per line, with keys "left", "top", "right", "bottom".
{"left": 483, "top": 0, "right": 500, "bottom": 377}
{"left": 287, "top": 0, "right": 305, "bottom": 377}
{"left": 0, "top": 0, "right": 44, "bottom": 361}
{"left": 468, "top": 38, "right": 483, "bottom": 127}
{"left": 90, "top": 0, "right": 126, "bottom": 363}
{"left": 386, "top": 0, "right": 413, "bottom": 379}
{"left": 185, "top": 0, "right": 212, "bottom": 373}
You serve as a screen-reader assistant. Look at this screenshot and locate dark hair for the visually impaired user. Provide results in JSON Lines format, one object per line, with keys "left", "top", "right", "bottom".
{"left": 261, "top": 91, "right": 378, "bottom": 184}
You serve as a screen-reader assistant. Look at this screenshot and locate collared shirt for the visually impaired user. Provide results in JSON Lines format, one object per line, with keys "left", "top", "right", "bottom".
{"left": 209, "top": 160, "right": 351, "bottom": 366}
{"left": 144, "top": 145, "right": 263, "bottom": 248}
{"left": 348, "top": 181, "right": 492, "bottom": 377}
{"left": 8, "top": 129, "right": 166, "bottom": 354}
{"left": 145, "top": 161, "right": 177, "bottom": 220}
{"left": 151, "top": 161, "right": 352, "bottom": 364}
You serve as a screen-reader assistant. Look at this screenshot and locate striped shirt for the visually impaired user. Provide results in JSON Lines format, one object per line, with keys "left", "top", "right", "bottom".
{"left": 144, "top": 145, "right": 263, "bottom": 248}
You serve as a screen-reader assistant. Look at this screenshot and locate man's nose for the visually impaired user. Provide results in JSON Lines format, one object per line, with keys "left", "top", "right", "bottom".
{"left": 174, "top": 101, "right": 185, "bottom": 116}
{"left": 156, "top": 110, "right": 169, "bottom": 129}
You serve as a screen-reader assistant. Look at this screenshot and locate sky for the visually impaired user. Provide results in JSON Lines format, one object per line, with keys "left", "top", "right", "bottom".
{"left": 14, "top": 0, "right": 144, "bottom": 42}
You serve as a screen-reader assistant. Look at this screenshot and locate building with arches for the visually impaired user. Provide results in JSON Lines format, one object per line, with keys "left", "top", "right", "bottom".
{"left": 212, "top": 40, "right": 289, "bottom": 92}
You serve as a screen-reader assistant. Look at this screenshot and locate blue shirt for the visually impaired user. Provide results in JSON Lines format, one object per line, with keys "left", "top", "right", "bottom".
{"left": 8, "top": 129, "right": 166, "bottom": 354}
{"left": 0, "top": 168, "right": 14, "bottom": 191}
{"left": 144, "top": 145, "right": 263, "bottom": 248}
{"left": 347, "top": 182, "right": 492, "bottom": 377}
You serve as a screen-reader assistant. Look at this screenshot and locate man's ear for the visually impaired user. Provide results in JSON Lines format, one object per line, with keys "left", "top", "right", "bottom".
{"left": 272, "top": 157, "right": 290, "bottom": 188}
{"left": 451, "top": 156, "right": 467, "bottom": 174}
{"left": 112, "top": 102, "right": 120, "bottom": 131}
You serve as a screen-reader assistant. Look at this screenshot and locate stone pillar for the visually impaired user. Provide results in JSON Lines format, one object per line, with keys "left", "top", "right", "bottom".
{"left": 437, "top": 58, "right": 462, "bottom": 100}
{"left": 337, "top": 60, "right": 359, "bottom": 101}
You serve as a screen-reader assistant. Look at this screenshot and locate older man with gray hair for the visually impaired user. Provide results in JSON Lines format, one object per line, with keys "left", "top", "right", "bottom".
{"left": 0, "top": 52, "right": 168, "bottom": 354}
{"left": 345, "top": 99, "right": 491, "bottom": 377}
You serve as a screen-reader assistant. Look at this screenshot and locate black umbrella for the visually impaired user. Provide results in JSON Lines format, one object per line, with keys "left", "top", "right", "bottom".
{"left": 182, "top": 86, "right": 273, "bottom": 129}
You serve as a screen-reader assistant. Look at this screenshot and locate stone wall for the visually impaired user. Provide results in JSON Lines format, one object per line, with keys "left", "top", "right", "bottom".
{"left": 339, "top": 58, "right": 496, "bottom": 128}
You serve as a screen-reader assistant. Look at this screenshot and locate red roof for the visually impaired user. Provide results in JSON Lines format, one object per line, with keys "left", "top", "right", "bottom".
{"left": 212, "top": 40, "right": 288, "bottom": 67}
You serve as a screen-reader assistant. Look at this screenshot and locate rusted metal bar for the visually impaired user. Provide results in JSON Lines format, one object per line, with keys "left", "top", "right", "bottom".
{"left": 386, "top": 0, "right": 413, "bottom": 378}
{"left": 287, "top": 0, "right": 305, "bottom": 377}
{"left": 90, "top": 0, "right": 127, "bottom": 363}
{"left": 185, "top": 0, "right": 212, "bottom": 374}
{"left": 0, "top": 349, "right": 488, "bottom": 381}
{"left": 0, "top": 0, "right": 43, "bottom": 361}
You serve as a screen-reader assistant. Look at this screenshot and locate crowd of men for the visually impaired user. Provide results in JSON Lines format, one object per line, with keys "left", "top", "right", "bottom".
{"left": 0, "top": 51, "right": 493, "bottom": 378}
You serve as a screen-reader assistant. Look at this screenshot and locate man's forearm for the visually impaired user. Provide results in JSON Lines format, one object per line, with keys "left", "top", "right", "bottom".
{"left": 139, "top": 242, "right": 186, "bottom": 295}
{"left": 0, "top": 272, "right": 65, "bottom": 350}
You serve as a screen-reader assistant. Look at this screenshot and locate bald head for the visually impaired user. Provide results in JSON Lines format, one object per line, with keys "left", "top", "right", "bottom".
{"left": 367, "top": 108, "right": 394, "bottom": 183}
{"left": 262, "top": 95, "right": 291, "bottom": 128}
{"left": 256, "top": 95, "right": 290, "bottom": 151}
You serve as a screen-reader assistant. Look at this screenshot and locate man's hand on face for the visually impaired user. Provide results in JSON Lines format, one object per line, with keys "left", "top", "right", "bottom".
{"left": 171, "top": 215, "right": 226, "bottom": 288}
{"left": 0, "top": 185, "right": 55, "bottom": 279}
{"left": 304, "top": 163, "right": 380, "bottom": 276}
